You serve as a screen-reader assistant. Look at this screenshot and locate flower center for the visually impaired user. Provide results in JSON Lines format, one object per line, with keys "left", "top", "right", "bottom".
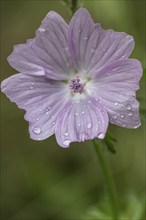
{"left": 69, "top": 76, "right": 86, "bottom": 94}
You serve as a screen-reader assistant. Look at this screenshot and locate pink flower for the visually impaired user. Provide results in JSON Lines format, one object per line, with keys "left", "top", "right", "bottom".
{"left": 1, "top": 8, "right": 143, "bottom": 147}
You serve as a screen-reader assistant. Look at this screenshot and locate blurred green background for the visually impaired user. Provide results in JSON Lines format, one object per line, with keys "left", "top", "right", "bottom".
{"left": 0, "top": 0, "right": 145, "bottom": 219}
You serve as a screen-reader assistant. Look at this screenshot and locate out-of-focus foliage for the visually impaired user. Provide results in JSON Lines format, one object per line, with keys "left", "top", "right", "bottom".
{"left": 0, "top": 0, "right": 145, "bottom": 220}
{"left": 81, "top": 193, "right": 145, "bottom": 220}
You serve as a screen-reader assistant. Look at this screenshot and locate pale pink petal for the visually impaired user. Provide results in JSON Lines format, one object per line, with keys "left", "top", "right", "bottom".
{"left": 92, "top": 59, "right": 142, "bottom": 128}
{"left": 87, "top": 30, "right": 135, "bottom": 76}
{"left": 68, "top": 8, "right": 134, "bottom": 75}
{"left": 68, "top": 8, "right": 101, "bottom": 69}
{"left": 8, "top": 12, "right": 73, "bottom": 80}
{"left": 55, "top": 97, "right": 109, "bottom": 148}
{"left": 1, "top": 73, "right": 69, "bottom": 140}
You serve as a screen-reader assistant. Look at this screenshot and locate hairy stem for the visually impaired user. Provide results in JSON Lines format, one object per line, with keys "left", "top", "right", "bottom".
{"left": 92, "top": 139, "right": 119, "bottom": 220}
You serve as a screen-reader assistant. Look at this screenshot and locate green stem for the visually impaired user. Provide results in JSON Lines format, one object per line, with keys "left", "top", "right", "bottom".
{"left": 71, "top": 0, "right": 78, "bottom": 14}
{"left": 92, "top": 139, "right": 119, "bottom": 220}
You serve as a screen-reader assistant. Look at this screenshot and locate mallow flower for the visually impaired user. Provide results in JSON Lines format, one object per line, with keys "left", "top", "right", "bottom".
{"left": 1, "top": 8, "right": 142, "bottom": 148}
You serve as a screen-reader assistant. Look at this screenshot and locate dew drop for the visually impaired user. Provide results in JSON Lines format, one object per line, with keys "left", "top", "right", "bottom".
{"left": 121, "top": 115, "right": 124, "bottom": 118}
{"left": 113, "top": 115, "right": 117, "bottom": 119}
{"left": 47, "top": 106, "right": 52, "bottom": 111}
{"left": 51, "top": 116, "right": 54, "bottom": 119}
{"left": 75, "top": 112, "right": 78, "bottom": 116}
{"left": 128, "top": 112, "right": 133, "bottom": 116}
{"left": 36, "top": 117, "right": 39, "bottom": 121}
{"left": 64, "top": 46, "right": 69, "bottom": 51}
{"left": 81, "top": 111, "right": 85, "bottom": 115}
{"left": 79, "top": 133, "right": 85, "bottom": 141}
{"left": 64, "top": 132, "right": 69, "bottom": 136}
{"left": 98, "top": 132, "right": 105, "bottom": 139}
{"left": 78, "top": 123, "right": 81, "bottom": 127}
{"left": 87, "top": 123, "right": 92, "bottom": 129}
{"left": 52, "top": 121, "right": 55, "bottom": 125}
{"left": 33, "top": 127, "right": 41, "bottom": 134}
{"left": 122, "top": 123, "right": 126, "bottom": 127}
{"left": 126, "top": 104, "right": 132, "bottom": 110}
{"left": 63, "top": 139, "right": 71, "bottom": 147}
{"left": 134, "top": 120, "right": 140, "bottom": 128}
{"left": 29, "top": 86, "right": 34, "bottom": 90}
{"left": 134, "top": 125, "right": 138, "bottom": 129}
{"left": 114, "top": 102, "right": 119, "bottom": 106}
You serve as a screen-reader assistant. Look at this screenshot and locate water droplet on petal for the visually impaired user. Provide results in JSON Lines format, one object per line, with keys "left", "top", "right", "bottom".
{"left": 75, "top": 112, "right": 78, "bottom": 116}
{"left": 64, "top": 46, "right": 69, "bottom": 51}
{"left": 63, "top": 139, "right": 71, "bottom": 147}
{"left": 113, "top": 115, "right": 117, "bottom": 119}
{"left": 78, "top": 123, "right": 81, "bottom": 127}
{"left": 79, "top": 133, "right": 85, "bottom": 141}
{"left": 81, "top": 111, "right": 85, "bottom": 115}
{"left": 29, "top": 86, "right": 34, "bottom": 90}
{"left": 98, "top": 132, "right": 105, "bottom": 139}
{"left": 64, "top": 132, "right": 69, "bottom": 136}
{"left": 121, "top": 115, "right": 124, "bottom": 118}
{"left": 114, "top": 102, "right": 118, "bottom": 106}
{"left": 33, "top": 127, "right": 41, "bottom": 134}
{"left": 51, "top": 116, "right": 54, "bottom": 119}
{"left": 87, "top": 123, "right": 92, "bottom": 129}
{"left": 128, "top": 112, "right": 133, "bottom": 116}
{"left": 52, "top": 121, "right": 55, "bottom": 125}
{"left": 126, "top": 104, "right": 132, "bottom": 110}
{"left": 134, "top": 125, "right": 138, "bottom": 129}
{"left": 47, "top": 106, "right": 52, "bottom": 111}
{"left": 122, "top": 123, "right": 126, "bottom": 127}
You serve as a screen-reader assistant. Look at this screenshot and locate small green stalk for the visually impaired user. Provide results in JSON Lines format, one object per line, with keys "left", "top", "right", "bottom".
{"left": 92, "top": 139, "right": 119, "bottom": 220}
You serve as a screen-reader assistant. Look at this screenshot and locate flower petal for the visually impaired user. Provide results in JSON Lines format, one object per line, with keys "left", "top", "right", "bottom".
{"left": 8, "top": 11, "right": 73, "bottom": 80}
{"left": 92, "top": 59, "right": 142, "bottom": 128}
{"left": 87, "top": 30, "right": 135, "bottom": 76}
{"left": 37, "top": 11, "right": 68, "bottom": 33}
{"left": 55, "top": 97, "right": 109, "bottom": 148}
{"left": 68, "top": 8, "right": 101, "bottom": 69}
{"left": 1, "top": 73, "right": 69, "bottom": 140}
{"left": 68, "top": 8, "right": 134, "bottom": 75}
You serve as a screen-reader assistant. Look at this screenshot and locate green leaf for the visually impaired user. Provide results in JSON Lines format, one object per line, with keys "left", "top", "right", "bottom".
{"left": 105, "top": 140, "right": 116, "bottom": 154}
{"left": 104, "top": 132, "right": 117, "bottom": 154}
